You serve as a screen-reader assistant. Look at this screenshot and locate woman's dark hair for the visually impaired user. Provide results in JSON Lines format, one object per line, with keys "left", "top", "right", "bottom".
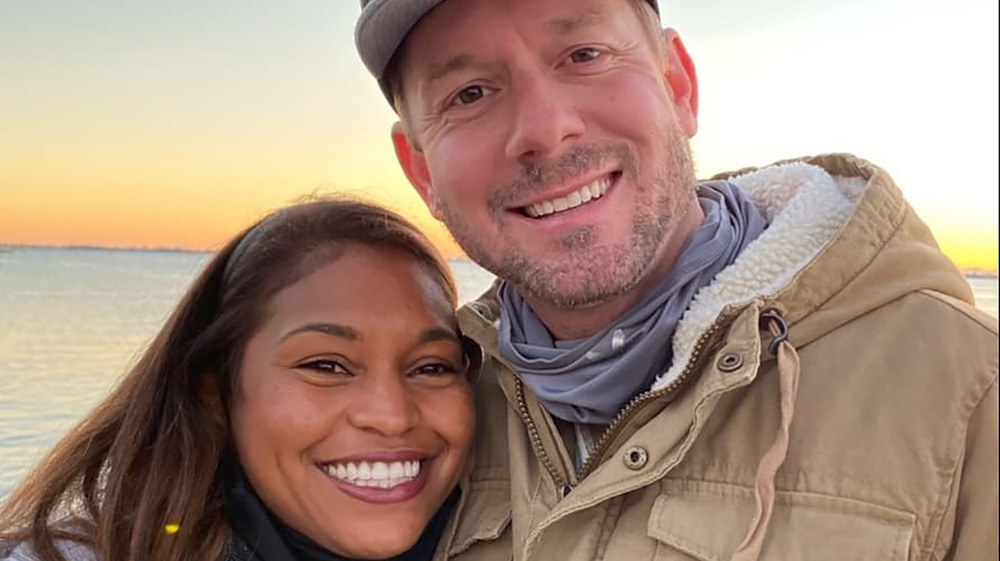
{"left": 0, "top": 198, "right": 457, "bottom": 561}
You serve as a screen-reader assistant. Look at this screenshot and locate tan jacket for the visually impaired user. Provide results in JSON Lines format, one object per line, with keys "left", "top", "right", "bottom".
{"left": 448, "top": 154, "right": 998, "bottom": 561}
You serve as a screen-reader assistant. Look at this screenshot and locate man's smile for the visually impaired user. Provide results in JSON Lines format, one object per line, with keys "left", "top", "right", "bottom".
{"left": 522, "top": 173, "right": 615, "bottom": 218}
{"left": 510, "top": 170, "right": 622, "bottom": 220}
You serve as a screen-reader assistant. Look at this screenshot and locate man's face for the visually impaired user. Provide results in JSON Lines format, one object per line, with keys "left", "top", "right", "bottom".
{"left": 394, "top": 0, "right": 699, "bottom": 309}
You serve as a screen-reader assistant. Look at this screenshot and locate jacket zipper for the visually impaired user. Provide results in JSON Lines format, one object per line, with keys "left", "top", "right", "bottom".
{"left": 513, "top": 377, "right": 569, "bottom": 489}
{"left": 576, "top": 314, "right": 732, "bottom": 480}
{"left": 464, "top": 302, "right": 571, "bottom": 490}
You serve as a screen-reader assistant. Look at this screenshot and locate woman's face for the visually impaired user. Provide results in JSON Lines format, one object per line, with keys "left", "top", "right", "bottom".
{"left": 230, "top": 243, "right": 474, "bottom": 559}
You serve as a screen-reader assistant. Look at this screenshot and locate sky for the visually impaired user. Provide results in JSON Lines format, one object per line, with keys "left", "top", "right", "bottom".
{"left": 1, "top": 0, "right": 997, "bottom": 271}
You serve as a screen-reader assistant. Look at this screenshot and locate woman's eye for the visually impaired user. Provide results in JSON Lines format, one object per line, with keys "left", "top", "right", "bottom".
{"left": 452, "top": 85, "right": 485, "bottom": 106}
{"left": 297, "top": 359, "right": 349, "bottom": 375}
{"left": 568, "top": 47, "right": 602, "bottom": 64}
{"left": 412, "top": 362, "right": 460, "bottom": 377}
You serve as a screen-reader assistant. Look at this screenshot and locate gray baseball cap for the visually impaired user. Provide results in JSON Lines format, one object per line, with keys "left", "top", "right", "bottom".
{"left": 355, "top": 0, "right": 659, "bottom": 101}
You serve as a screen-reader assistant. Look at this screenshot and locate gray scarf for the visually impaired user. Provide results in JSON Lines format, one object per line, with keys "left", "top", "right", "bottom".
{"left": 498, "top": 181, "right": 766, "bottom": 424}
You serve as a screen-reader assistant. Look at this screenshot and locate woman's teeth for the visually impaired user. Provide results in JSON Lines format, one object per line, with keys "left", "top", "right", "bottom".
{"left": 524, "top": 176, "right": 611, "bottom": 218}
{"left": 322, "top": 460, "right": 422, "bottom": 488}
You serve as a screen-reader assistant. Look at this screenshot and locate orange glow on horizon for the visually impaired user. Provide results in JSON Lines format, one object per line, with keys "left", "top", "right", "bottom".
{"left": 0, "top": 178, "right": 467, "bottom": 259}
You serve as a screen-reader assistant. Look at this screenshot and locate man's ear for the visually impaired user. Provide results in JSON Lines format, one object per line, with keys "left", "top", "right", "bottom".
{"left": 661, "top": 28, "right": 699, "bottom": 137}
{"left": 392, "top": 122, "right": 441, "bottom": 219}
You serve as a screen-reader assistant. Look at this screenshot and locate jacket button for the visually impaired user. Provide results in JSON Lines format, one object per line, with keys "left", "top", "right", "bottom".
{"left": 717, "top": 352, "right": 744, "bottom": 372}
{"left": 623, "top": 446, "right": 648, "bottom": 470}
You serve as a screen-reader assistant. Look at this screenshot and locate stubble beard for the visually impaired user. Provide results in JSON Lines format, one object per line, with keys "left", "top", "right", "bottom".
{"left": 435, "top": 122, "right": 697, "bottom": 310}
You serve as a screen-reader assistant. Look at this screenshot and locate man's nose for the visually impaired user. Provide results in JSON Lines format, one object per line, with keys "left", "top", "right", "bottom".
{"left": 504, "top": 73, "right": 585, "bottom": 163}
{"left": 347, "top": 370, "right": 420, "bottom": 437}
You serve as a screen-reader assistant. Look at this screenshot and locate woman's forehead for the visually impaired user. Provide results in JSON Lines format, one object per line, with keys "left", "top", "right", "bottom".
{"left": 263, "top": 245, "right": 456, "bottom": 336}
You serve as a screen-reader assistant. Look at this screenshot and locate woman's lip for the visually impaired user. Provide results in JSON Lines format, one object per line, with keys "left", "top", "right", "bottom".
{"left": 319, "top": 449, "right": 432, "bottom": 464}
{"left": 322, "top": 460, "right": 431, "bottom": 505}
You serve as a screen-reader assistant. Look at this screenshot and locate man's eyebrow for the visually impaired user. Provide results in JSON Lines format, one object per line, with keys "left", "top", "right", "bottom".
{"left": 544, "top": 8, "right": 606, "bottom": 35}
{"left": 281, "top": 323, "right": 359, "bottom": 342}
{"left": 417, "top": 328, "right": 460, "bottom": 345}
{"left": 427, "top": 53, "right": 475, "bottom": 84}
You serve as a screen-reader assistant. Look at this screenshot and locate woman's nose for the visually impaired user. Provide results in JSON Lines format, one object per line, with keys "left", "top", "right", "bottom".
{"left": 346, "top": 370, "right": 421, "bottom": 437}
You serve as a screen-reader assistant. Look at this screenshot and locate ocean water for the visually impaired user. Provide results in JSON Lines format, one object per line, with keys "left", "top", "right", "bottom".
{"left": 0, "top": 247, "right": 996, "bottom": 497}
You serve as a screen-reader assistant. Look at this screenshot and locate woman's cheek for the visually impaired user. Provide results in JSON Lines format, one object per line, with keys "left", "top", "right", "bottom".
{"left": 427, "top": 384, "right": 476, "bottom": 442}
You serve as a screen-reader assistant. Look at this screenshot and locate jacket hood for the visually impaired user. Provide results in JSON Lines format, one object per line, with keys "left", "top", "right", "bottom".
{"left": 655, "top": 153, "right": 972, "bottom": 390}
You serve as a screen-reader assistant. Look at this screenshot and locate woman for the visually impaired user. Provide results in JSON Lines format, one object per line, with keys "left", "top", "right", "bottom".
{"left": 0, "top": 199, "right": 482, "bottom": 561}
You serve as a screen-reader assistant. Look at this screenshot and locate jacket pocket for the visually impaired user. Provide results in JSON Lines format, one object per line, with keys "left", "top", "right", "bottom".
{"left": 647, "top": 480, "right": 915, "bottom": 561}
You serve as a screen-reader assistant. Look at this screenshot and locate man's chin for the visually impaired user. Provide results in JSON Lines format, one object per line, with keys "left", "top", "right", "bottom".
{"left": 510, "top": 261, "right": 646, "bottom": 310}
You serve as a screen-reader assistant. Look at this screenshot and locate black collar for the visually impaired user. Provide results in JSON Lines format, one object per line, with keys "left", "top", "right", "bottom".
{"left": 223, "top": 472, "right": 458, "bottom": 561}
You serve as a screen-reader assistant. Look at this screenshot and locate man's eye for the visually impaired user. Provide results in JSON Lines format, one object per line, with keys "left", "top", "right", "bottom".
{"left": 298, "top": 359, "right": 349, "bottom": 375}
{"left": 453, "top": 85, "right": 485, "bottom": 106}
{"left": 568, "top": 47, "right": 602, "bottom": 64}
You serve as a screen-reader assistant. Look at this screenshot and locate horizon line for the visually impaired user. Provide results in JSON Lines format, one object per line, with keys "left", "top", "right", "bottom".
{"left": 3, "top": 242, "right": 997, "bottom": 276}
{"left": 0, "top": 242, "right": 483, "bottom": 264}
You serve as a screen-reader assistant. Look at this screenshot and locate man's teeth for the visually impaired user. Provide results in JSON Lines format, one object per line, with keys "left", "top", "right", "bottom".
{"left": 525, "top": 176, "right": 611, "bottom": 218}
{"left": 322, "top": 460, "right": 422, "bottom": 488}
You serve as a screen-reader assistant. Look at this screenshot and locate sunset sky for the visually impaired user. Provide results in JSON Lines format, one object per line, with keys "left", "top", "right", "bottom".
{"left": 1, "top": 0, "right": 997, "bottom": 271}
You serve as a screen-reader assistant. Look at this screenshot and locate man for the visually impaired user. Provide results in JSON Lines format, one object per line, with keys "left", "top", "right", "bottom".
{"left": 355, "top": 0, "right": 998, "bottom": 559}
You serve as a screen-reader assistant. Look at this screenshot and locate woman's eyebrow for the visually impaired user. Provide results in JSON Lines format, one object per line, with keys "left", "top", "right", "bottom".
{"left": 281, "top": 322, "right": 359, "bottom": 342}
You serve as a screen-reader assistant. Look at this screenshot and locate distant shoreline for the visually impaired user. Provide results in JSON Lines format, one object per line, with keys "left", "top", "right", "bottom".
{"left": 1, "top": 243, "right": 210, "bottom": 255}
{"left": 1, "top": 243, "right": 996, "bottom": 277}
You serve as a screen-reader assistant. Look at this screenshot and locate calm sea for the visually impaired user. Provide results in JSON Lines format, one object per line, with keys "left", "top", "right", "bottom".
{"left": 1, "top": 247, "right": 997, "bottom": 497}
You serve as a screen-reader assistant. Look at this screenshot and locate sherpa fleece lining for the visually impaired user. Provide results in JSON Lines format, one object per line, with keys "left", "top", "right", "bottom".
{"left": 651, "top": 163, "right": 867, "bottom": 391}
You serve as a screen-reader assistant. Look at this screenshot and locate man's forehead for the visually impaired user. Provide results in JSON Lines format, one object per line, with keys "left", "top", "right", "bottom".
{"left": 544, "top": 6, "right": 606, "bottom": 34}
{"left": 405, "top": 0, "right": 622, "bottom": 67}
{"left": 397, "top": 0, "right": 617, "bottom": 98}
{"left": 411, "top": 0, "right": 617, "bottom": 36}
